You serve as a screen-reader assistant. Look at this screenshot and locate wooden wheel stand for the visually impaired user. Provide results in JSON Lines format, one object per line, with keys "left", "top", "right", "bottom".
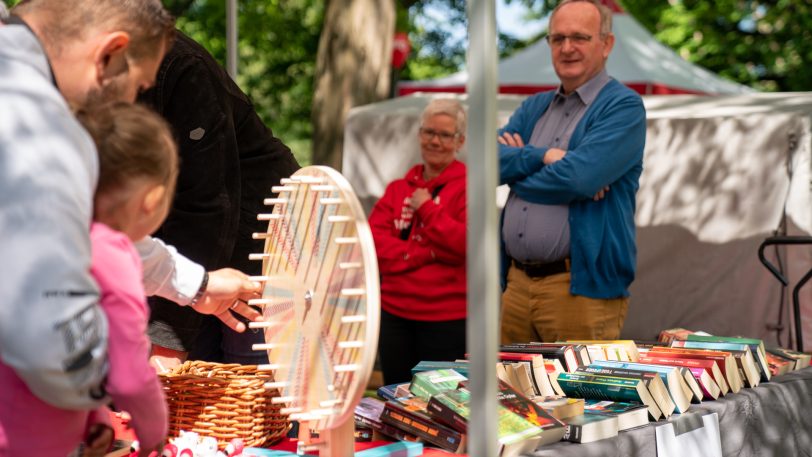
{"left": 247, "top": 166, "right": 381, "bottom": 456}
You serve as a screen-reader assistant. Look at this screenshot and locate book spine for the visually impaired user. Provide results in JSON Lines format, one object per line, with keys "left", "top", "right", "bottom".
{"left": 426, "top": 397, "right": 468, "bottom": 433}
{"left": 381, "top": 405, "right": 464, "bottom": 452}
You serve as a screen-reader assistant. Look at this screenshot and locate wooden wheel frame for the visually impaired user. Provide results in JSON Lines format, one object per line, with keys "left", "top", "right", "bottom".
{"left": 247, "top": 166, "right": 380, "bottom": 455}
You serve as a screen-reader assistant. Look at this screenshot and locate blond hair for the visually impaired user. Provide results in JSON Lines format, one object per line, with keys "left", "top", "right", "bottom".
{"left": 421, "top": 99, "right": 467, "bottom": 133}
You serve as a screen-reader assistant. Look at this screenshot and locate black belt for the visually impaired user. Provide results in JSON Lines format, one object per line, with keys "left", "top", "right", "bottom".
{"left": 513, "top": 259, "right": 569, "bottom": 278}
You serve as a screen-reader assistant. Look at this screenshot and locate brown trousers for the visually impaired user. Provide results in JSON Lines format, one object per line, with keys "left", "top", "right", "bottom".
{"left": 500, "top": 265, "right": 629, "bottom": 344}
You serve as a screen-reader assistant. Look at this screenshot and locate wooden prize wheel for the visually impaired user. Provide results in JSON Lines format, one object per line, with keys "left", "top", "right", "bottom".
{"left": 247, "top": 166, "right": 380, "bottom": 456}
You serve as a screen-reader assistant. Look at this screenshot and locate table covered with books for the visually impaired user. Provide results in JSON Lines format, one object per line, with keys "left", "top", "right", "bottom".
{"left": 527, "top": 366, "right": 812, "bottom": 457}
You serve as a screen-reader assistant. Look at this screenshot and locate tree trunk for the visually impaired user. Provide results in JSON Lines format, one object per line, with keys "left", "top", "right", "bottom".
{"left": 311, "top": 0, "right": 395, "bottom": 170}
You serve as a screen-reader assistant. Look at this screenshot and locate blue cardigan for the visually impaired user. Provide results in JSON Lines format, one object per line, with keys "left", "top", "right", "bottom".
{"left": 499, "top": 79, "right": 646, "bottom": 298}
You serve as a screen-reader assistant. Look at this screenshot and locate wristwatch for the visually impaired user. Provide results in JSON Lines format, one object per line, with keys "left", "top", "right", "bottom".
{"left": 188, "top": 271, "right": 209, "bottom": 307}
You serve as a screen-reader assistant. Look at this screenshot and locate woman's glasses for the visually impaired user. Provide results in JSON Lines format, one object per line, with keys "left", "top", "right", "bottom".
{"left": 419, "top": 127, "right": 459, "bottom": 145}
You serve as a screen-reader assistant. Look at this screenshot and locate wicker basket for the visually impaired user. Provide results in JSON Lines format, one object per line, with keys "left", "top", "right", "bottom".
{"left": 160, "top": 361, "right": 289, "bottom": 448}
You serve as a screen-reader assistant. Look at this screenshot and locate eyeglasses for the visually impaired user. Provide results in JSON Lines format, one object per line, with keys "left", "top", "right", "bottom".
{"left": 546, "top": 33, "right": 593, "bottom": 47}
{"left": 419, "top": 127, "right": 459, "bottom": 145}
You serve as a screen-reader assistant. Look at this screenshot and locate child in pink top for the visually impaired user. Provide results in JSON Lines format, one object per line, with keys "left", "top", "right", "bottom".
{"left": 0, "top": 103, "right": 176, "bottom": 457}
{"left": 84, "top": 102, "right": 178, "bottom": 456}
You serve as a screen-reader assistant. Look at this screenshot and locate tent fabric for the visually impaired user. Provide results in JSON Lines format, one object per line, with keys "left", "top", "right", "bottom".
{"left": 342, "top": 92, "right": 812, "bottom": 348}
{"left": 398, "top": 9, "right": 752, "bottom": 96}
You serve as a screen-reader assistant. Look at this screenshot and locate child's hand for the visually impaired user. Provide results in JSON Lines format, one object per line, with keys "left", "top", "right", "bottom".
{"left": 82, "top": 423, "right": 113, "bottom": 457}
{"left": 150, "top": 345, "right": 187, "bottom": 373}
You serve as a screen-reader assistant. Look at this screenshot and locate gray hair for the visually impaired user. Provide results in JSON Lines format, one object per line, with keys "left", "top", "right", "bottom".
{"left": 13, "top": 0, "right": 175, "bottom": 60}
{"left": 421, "top": 98, "right": 467, "bottom": 134}
{"left": 551, "top": 0, "right": 613, "bottom": 37}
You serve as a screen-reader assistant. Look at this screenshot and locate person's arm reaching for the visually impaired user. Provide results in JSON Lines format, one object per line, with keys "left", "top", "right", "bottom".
{"left": 136, "top": 237, "right": 261, "bottom": 331}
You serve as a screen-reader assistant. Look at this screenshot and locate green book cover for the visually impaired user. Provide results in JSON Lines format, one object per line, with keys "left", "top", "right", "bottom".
{"left": 427, "top": 388, "right": 544, "bottom": 447}
{"left": 409, "top": 369, "right": 467, "bottom": 400}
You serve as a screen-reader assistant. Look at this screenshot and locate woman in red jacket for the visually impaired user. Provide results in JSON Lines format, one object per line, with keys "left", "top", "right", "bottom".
{"left": 369, "top": 99, "right": 468, "bottom": 384}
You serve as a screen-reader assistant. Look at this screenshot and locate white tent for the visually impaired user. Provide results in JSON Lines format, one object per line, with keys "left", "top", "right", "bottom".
{"left": 342, "top": 91, "right": 812, "bottom": 348}
{"left": 398, "top": 0, "right": 752, "bottom": 96}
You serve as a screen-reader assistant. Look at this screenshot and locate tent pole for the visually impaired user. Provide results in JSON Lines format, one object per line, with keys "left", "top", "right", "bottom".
{"left": 226, "top": 0, "right": 238, "bottom": 79}
{"left": 466, "top": 1, "right": 499, "bottom": 456}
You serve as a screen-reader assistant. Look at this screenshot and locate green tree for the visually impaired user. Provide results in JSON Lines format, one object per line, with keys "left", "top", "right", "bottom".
{"left": 619, "top": 0, "right": 812, "bottom": 91}
{"left": 406, "top": 0, "right": 812, "bottom": 92}
{"left": 167, "top": 0, "right": 323, "bottom": 165}
{"left": 399, "top": 0, "right": 535, "bottom": 81}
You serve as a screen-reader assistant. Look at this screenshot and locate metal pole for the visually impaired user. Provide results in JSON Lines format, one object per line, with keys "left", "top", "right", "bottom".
{"left": 466, "top": 1, "right": 499, "bottom": 456}
{"left": 226, "top": 0, "right": 238, "bottom": 79}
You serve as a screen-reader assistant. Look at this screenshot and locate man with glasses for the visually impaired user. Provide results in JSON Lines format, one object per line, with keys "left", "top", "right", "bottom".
{"left": 498, "top": 0, "right": 646, "bottom": 343}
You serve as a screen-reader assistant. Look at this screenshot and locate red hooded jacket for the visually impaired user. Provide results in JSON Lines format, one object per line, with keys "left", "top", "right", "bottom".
{"left": 369, "top": 160, "right": 467, "bottom": 321}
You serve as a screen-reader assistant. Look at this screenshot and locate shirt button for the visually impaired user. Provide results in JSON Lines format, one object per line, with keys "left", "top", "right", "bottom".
{"left": 565, "top": 112, "right": 570, "bottom": 117}
{"left": 518, "top": 233, "right": 523, "bottom": 238}
{"left": 523, "top": 207, "right": 527, "bottom": 212}
{"left": 555, "top": 137, "right": 560, "bottom": 142}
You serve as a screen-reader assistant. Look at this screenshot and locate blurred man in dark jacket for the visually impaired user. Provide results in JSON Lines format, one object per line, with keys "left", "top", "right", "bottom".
{"left": 139, "top": 31, "right": 300, "bottom": 366}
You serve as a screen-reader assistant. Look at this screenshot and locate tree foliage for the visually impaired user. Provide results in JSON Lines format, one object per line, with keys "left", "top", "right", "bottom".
{"left": 398, "top": 0, "right": 534, "bottom": 81}
{"left": 404, "top": 0, "right": 812, "bottom": 92}
{"left": 167, "top": 0, "right": 323, "bottom": 163}
{"left": 620, "top": 0, "right": 812, "bottom": 91}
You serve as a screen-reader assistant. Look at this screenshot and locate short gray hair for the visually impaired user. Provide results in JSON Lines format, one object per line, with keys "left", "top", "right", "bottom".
{"left": 550, "top": 0, "right": 613, "bottom": 37}
{"left": 421, "top": 98, "right": 467, "bottom": 134}
{"left": 13, "top": 0, "right": 175, "bottom": 60}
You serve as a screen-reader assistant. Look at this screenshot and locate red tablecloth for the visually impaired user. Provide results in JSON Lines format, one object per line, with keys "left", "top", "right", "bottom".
{"left": 270, "top": 438, "right": 462, "bottom": 456}
{"left": 112, "top": 414, "right": 462, "bottom": 456}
